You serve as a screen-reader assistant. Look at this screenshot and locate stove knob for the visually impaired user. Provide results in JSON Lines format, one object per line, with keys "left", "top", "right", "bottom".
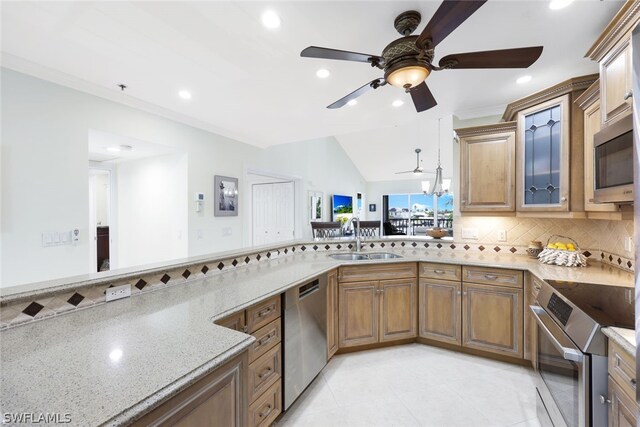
{"left": 599, "top": 395, "right": 611, "bottom": 405}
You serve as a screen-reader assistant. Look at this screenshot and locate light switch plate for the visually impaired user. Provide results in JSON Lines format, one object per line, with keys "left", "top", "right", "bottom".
{"left": 498, "top": 230, "right": 507, "bottom": 242}
{"left": 624, "top": 236, "right": 634, "bottom": 252}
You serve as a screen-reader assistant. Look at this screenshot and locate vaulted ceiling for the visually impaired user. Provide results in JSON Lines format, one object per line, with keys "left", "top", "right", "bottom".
{"left": 1, "top": 1, "right": 621, "bottom": 180}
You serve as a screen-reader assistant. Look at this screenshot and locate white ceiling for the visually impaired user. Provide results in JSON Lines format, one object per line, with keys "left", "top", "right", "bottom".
{"left": 1, "top": 1, "right": 622, "bottom": 181}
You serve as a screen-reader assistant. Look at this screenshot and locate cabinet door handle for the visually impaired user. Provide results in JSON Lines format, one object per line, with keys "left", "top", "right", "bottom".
{"left": 242, "top": 325, "right": 248, "bottom": 333}
{"left": 258, "top": 404, "right": 273, "bottom": 418}
{"left": 457, "top": 291, "right": 462, "bottom": 296}
{"left": 560, "top": 196, "right": 567, "bottom": 202}
{"left": 624, "top": 90, "right": 633, "bottom": 100}
{"left": 257, "top": 307, "right": 272, "bottom": 317}
{"left": 462, "top": 291, "right": 467, "bottom": 296}
{"left": 433, "top": 269, "right": 446, "bottom": 275}
{"left": 484, "top": 274, "right": 498, "bottom": 280}
{"left": 461, "top": 200, "right": 466, "bottom": 204}
{"left": 258, "top": 367, "right": 273, "bottom": 379}
{"left": 599, "top": 395, "right": 611, "bottom": 405}
{"left": 258, "top": 333, "right": 275, "bottom": 346}
{"left": 631, "top": 378, "right": 637, "bottom": 387}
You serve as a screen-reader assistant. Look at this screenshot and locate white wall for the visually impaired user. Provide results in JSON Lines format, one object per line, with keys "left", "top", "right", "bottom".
{"left": 116, "top": 153, "right": 188, "bottom": 268}
{"left": 94, "top": 173, "right": 110, "bottom": 226}
{"left": 1, "top": 69, "right": 259, "bottom": 287}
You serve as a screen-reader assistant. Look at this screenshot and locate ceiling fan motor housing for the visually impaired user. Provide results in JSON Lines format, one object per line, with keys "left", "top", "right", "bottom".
{"left": 382, "top": 36, "right": 433, "bottom": 87}
{"left": 394, "top": 10, "right": 422, "bottom": 36}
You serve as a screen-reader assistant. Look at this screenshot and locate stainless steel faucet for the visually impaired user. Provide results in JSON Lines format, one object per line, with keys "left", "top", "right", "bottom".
{"left": 348, "top": 216, "right": 361, "bottom": 252}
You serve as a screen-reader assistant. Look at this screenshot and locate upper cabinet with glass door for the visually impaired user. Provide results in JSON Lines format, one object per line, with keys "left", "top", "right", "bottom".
{"left": 516, "top": 95, "right": 570, "bottom": 212}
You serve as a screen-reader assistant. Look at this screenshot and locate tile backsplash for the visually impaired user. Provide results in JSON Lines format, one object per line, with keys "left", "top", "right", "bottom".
{"left": 454, "top": 216, "right": 634, "bottom": 261}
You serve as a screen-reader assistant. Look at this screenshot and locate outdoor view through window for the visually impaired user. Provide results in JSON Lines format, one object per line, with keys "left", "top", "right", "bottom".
{"left": 383, "top": 193, "right": 453, "bottom": 237}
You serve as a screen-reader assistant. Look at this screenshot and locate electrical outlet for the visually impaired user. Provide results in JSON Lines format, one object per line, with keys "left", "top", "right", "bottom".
{"left": 106, "top": 284, "right": 131, "bottom": 302}
{"left": 624, "top": 236, "right": 634, "bottom": 252}
{"left": 461, "top": 228, "right": 478, "bottom": 240}
{"left": 498, "top": 230, "right": 507, "bottom": 242}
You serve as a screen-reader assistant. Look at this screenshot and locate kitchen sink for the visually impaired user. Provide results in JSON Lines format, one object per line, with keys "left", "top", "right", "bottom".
{"left": 328, "top": 252, "right": 402, "bottom": 261}
{"left": 367, "top": 252, "right": 403, "bottom": 260}
{"left": 328, "top": 253, "right": 369, "bottom": 261}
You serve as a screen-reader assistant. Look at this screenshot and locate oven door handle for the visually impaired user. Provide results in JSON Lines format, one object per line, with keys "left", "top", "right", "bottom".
{"left": 529, "top": 305, "right": 584, "bottom": 363}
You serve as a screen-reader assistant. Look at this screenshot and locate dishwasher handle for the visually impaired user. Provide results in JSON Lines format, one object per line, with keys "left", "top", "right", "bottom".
{"left": 299, "top": 279, "right": 320, "bottom": 300}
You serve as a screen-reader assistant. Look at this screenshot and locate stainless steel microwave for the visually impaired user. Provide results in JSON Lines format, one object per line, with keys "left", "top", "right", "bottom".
{"left": 593, "top": 114, "right": 634, "bottom": 203}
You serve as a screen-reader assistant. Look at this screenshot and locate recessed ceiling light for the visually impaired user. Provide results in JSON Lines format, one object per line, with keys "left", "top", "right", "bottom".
{"left": 178, "top": 90, "right": 192, "bottom": 100}
{"left": 549, "top": 0, "right": 573, "bottom": 10}
{"left": 316, "top": 69, "right": 330, "bottom": 79}
{"left": 392, "top": 100, "right": 404, "bottom": 107}
{"left": 106, "top": 145, "right": 133, "bottom": 153}
{"left": 347, "top": 99, "right": 358, "bottom": 106}
{"left": 109, "top": 348, "right": 123, "bottom": 363}
{"left": 516, "top": 75, "right": 532, "bottom": 84}
{"left": 106, "top": 146, "right": 121, "bottom": 153}
{"left": 261, "top": 10, "right": 281, "bottom": 29}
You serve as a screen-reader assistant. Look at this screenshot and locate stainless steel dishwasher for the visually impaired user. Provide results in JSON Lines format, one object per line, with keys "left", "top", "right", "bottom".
{"left": 283, "top": 275, "right": 327, "bottom": 410}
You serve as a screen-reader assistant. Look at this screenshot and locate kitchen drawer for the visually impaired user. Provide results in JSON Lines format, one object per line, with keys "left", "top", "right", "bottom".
{"left": 608, "top": 340, "right": 636, "bottom": 399}
{"left": 419, "top": 262, "right": 461, "bottom": 282}
{"left": 339, "top": 263, "right": 417, "bottom": 282}
{"left": 531, "top": 276, "right": 544, "bottom": 298}
{"left": 246, "top": 295, "right": 281, "bottom": 334}
{"left": 462, "top": 266, "right": 523, "bottom": 289}
{"left": 248, "top": 318, "right": 281, "bottom": 363}
{"left": 248, "top": 343, "right": 281, "bottom": 403}
{"left": 248, "top": 380, "right": 282, "bottom": 427}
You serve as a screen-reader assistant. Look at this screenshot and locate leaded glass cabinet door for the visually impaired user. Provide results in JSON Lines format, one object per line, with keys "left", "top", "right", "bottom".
{"left": 516, "top": 95, "right": 570, "bottom": 212}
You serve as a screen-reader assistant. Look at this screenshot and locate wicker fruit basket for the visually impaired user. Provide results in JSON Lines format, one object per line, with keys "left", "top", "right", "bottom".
{"left": 537, "top": 235, "right": 587, "bottom": 267}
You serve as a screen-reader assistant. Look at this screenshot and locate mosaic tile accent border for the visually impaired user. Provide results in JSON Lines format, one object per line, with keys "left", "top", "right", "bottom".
{"left": 0, "top": 239, "right": 632, "bottom": 330}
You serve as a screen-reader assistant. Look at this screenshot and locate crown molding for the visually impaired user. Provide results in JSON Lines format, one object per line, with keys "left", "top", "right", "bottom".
{"left": 573, "top": 79, "right": 600, "bottom": 110}
{"left": 585, "top": 0, "right": 640, "bottom": 62}
{"left": 454, "top": 121, "right": 517, "bottom": 138}
{"left": 501, "top": 74, "right": 598, "bottom": 121}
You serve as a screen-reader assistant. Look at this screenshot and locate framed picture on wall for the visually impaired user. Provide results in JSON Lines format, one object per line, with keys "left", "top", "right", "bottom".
{"left": 309, "top": 191, "right": 323, "bottom": 222}
{"left": 214, "top": 175, "right": 239, "bottom": 217}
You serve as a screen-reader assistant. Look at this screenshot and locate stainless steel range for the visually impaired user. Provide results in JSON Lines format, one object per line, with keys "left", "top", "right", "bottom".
{"left": 530, "top": 280, "right": 634, "bottom": 427}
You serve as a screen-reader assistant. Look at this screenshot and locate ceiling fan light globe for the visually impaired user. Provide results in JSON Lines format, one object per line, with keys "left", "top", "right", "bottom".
{"left": 386, "top": 66, "right": 430, "bottom": 89}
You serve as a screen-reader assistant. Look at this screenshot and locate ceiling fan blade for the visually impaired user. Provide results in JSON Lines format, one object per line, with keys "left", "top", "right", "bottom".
{"left": 416, "top": 0, "right": 487, "bottom": 49}
{"left": 439, "top": 46, "right": 544, "bottom": 69}
{"left": 409, "top": 82, "right": 438, "bottom": 112}
{"left": 301, "top": 46, "right": 383, "bottom": 64}
{"left": 327, "top": 78, "right": 385, "bottom": 109}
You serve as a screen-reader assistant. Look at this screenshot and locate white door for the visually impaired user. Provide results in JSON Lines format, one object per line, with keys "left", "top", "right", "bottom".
{"left": 252, "top": 182, "right": 295, "bottom": 245}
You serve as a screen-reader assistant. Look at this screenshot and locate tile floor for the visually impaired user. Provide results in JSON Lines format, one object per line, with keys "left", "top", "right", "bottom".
{"left": 277, "top": 344, "right": 541, "bottom": 427}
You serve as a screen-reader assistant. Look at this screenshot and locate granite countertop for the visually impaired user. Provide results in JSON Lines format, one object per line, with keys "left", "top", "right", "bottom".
{"left": 1, "top": 249, "right": 634, "bottom": 426}
{"left": 602, "top": 327, "right": 637, "bottom": 357}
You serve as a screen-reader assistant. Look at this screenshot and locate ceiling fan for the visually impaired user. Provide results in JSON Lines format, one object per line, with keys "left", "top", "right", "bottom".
{"left": 300, "top": 1, "right": 543, "bottom": 112}
{"left": 395, "top": 148, "right": 434, "bottom": 175}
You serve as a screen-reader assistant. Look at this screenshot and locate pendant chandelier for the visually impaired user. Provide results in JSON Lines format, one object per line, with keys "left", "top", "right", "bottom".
{"left": 422, "top": 117, "right": 450, "bottom": 197}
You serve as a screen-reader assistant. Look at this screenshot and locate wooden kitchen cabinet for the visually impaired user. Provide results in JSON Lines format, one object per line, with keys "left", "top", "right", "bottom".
{"left": 379, "top": 278, "right": 418, "bottom": 342}
{"left": 419, "top": 278, "right": 462, "bottom": 345}
{"left": 600, "top": 38, "right": 632, "bottom": 128}
{"left": 524, "top": 274, "right": 543, "bottom": 368}
{"left": 457, "top": 122, "right": 516, "bottom": 212}
{"left": 339, "top": 280, "right": 379, "bottom": 348}
{"left": 338, "top": 264, "right": 417, "bottom": 349}
{"left": 133, "top": 352, "right": 248, "bottom": 427}
{"left": 214, "top": 295, "right": 282, "bottom": 425}
{"left": 327, "top": 269, "right": 339, "bottom": 359}
{"left": 462, "top": 282, "right": 523, "bottom": 358}
{"left": 608, "top": 376, "right": 638, "bottom": 427}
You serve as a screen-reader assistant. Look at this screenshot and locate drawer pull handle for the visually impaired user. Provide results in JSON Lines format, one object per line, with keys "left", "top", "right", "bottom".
{"left": 624, "top": 90, "right": 633, "bottom": 100}
{"left": 484, "top": 274, "right": 498, "bottom": 280}
{"left": 258, "top": 404, "right": 273, "bottom": 418}
{"left": 433, "top": 270, "right": 446, "bottom": 274}
{"left": 257, "top": 307, "right": 272, "bottom": 318}
{"left": 258, "top": 367, "right": 273, "bottom": 379}
{"left": 258, "top": 334, "right": 275, "bottom": 346}
{"left": 631, "top": 378, "right": 637, "bottom": 387}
